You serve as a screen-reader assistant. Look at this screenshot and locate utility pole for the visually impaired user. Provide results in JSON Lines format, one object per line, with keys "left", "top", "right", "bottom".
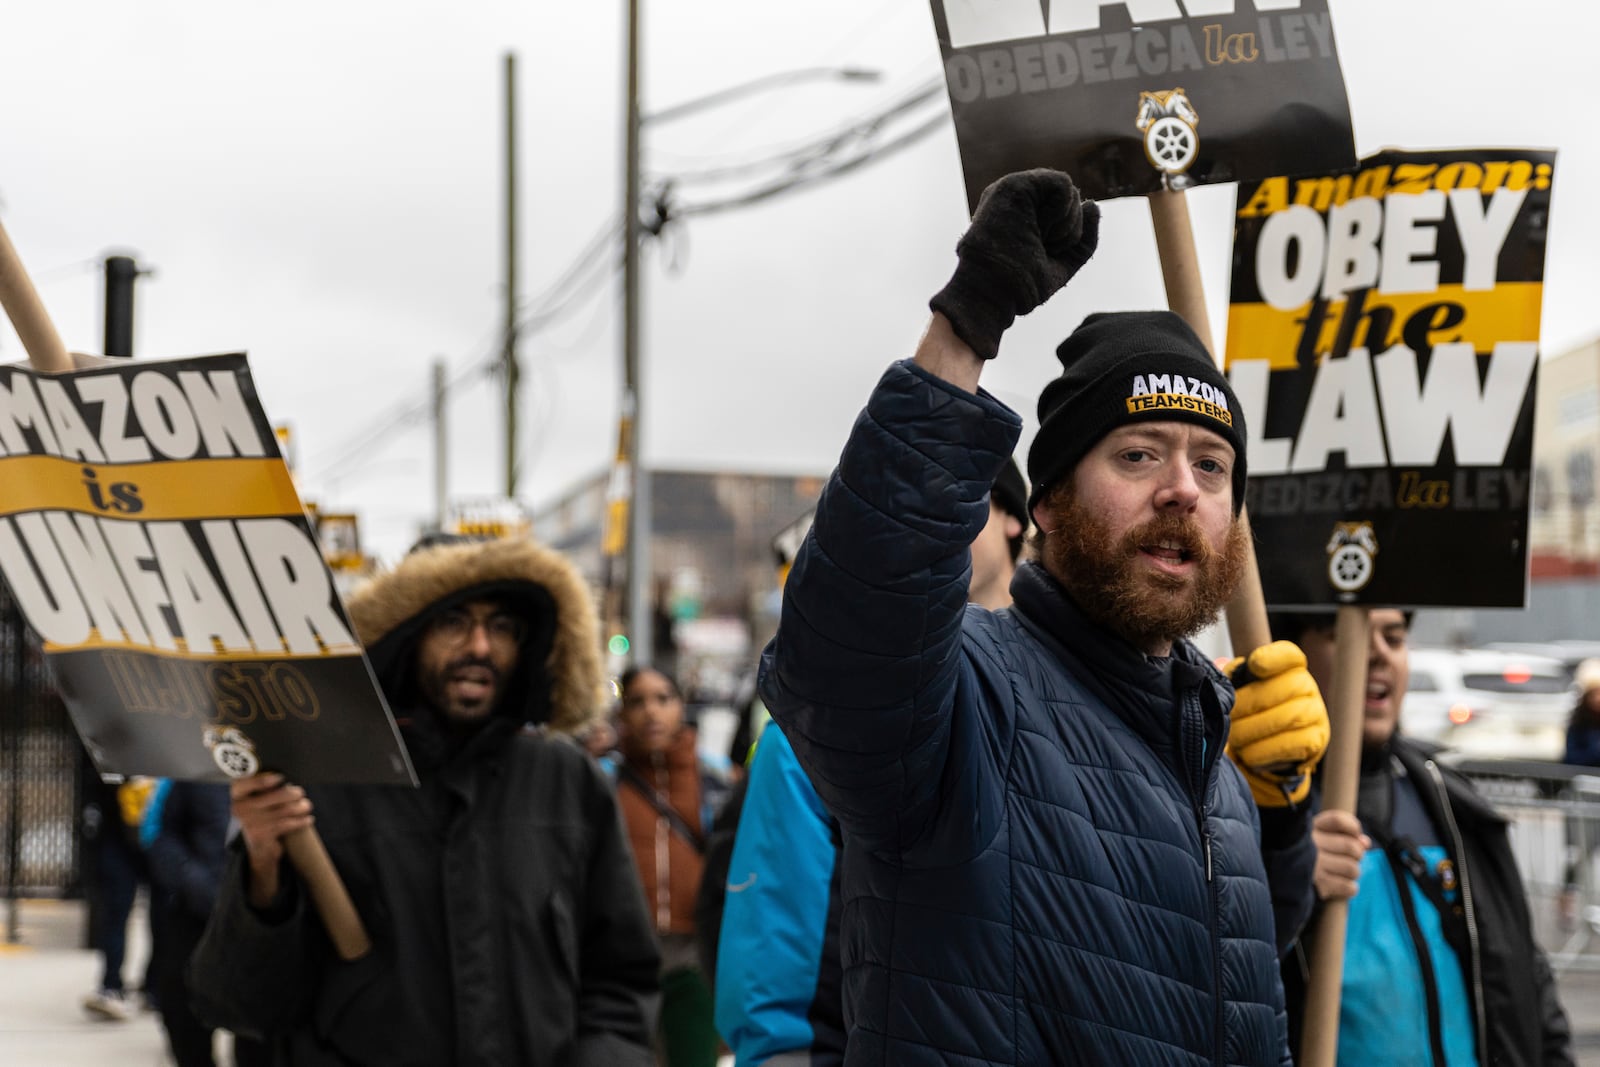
{"left": 609, "top": 56, "right": 881, "bottom": 664}
{"left": 103, "top": 254, "right": 141, "bottom": 357}
{"left": 622, "top": 0, "right": 653, "bottom": 663}
{"left": 503, "top": 52, "right": 520, "bottom": 499}
{"left": 433, "top": 358, "right": 448, "bottom": 532}
{"left": 84, "top": 251, "right": 142, "bottom": 949}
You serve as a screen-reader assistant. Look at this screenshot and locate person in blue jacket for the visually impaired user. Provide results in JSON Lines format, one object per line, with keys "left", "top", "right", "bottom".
{"left": 715, "top": 460, "right": 1029, "bottom": 1066}
{"left": 757, "top": 169, "right": 1330, "bottom": 1066}
{"left": 1277, "top": 608, "right": 1573, "bottom": 1066}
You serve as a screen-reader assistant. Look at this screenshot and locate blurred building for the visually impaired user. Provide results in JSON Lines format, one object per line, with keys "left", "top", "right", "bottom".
{"left": 530, "top": 468, "right": 825, "bottom": 696}
{"left": 1530, "top": 337, "right": 1600, "bottom": 576}
{"left": 1414, "top": 336, "right": 1600, "bottom": 645}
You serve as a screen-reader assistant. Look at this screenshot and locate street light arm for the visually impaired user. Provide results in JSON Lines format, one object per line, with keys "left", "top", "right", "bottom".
{"left": 619, "top": 52, "right": 880, "bottom": 664}
{"left": 642, "top": 66, "right": 881, "bottom": 126}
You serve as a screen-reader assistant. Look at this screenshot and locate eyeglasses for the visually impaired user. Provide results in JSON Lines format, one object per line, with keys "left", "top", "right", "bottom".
{"left": 427, "top": 607, "right": 528, "bottom": 648}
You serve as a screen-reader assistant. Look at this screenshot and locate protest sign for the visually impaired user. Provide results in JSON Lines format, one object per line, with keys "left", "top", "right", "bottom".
{"left": 0, "top": 352, "right": 416, "bottom": 786}
{"left": 927, "top": 0, "right": 1357, "bottom": 208}
{"left": 770, "top": 506, "right": 814, "bottom": 588}
{"left": 1226, "top": 147, "right": 1556, "bottom": 608}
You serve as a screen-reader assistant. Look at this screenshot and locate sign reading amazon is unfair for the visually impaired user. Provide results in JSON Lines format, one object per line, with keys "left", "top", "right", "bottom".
{"left": 1226, "top": 148, "right": 1556, "bottom": 608}
{"left": 0, "top": 353, "right": 415, "bottom": 785}
{"left": 928, "top": 0, "right": 1357, "bottom": 207}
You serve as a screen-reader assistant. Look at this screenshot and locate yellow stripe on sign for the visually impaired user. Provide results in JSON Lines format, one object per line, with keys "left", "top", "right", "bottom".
{"left": 1226, "top": 282, "right": 1545, "bottom": 370}
{"left": 42, "top": 636, "right": 364, "bottom": 658}
{"left": 0, "top": 456, "right": 302, "bottom": 521}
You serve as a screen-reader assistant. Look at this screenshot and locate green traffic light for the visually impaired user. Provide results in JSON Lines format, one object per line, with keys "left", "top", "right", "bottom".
{"left": 608, "top": 634, "right": 630, "bottom": 656}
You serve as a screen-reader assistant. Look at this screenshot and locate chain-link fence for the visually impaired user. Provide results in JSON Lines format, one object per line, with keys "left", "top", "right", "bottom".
{"left": 0, "top": 582, "right": 85, "bottom": 908}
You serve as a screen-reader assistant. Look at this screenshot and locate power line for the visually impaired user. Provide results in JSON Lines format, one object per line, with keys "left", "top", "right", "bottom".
{"left": 646, "top": 76, "right": 944, "bottom": 187}
{"left": 672, "top": 105, "right": 949, "bottom": 218}
{"left": 645, "top": 0, "right": 918, "bottom": 167}
{"left": 303, "top": 72, "right": 953, "bottom": 492}
{"left": 30, "top": 256, "right": 105, "bottom": 284}
{"left": 304, "top": 221, "right": 624, "bottom": 484}
{"left": 518, "top": 219, "right": 622, "bottom": 321}
{"left": 307, "top": 347, "right": 497, "bottom": 485}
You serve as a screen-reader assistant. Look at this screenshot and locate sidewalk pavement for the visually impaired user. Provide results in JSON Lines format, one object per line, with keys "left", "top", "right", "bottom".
{"left": 2, "top": 895, "right": 1598, "bottom": 1065}
{"left": 0, "top": 896, "right": 176, "bottom": 1067}
{"left": 0, "top": 896, "right": 737, "bottom": 1067}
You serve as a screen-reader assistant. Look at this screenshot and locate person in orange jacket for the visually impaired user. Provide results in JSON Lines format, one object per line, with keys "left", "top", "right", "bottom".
{"left": 611, "top": 665, "right": 732, "bottom": 1067}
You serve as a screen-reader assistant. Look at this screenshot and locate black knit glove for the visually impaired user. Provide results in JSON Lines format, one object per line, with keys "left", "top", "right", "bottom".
{"left": 929, "top": 169, "right": 1099, "bottom": 360}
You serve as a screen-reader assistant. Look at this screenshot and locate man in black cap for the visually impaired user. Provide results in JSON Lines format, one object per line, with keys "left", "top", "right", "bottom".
{"left": 758, "top": 170, "right": 1328, "bottom": 1066}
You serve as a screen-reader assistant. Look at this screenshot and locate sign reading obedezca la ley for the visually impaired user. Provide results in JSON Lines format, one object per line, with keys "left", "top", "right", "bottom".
{"left": 927, "top": 0, "right": 1358, "bottom": 208}
{"left": 0, "top": 352, "right": 417, "bottom": 785}
{"left": 1225, "top": 148, "right": 1556, "bottom": 608}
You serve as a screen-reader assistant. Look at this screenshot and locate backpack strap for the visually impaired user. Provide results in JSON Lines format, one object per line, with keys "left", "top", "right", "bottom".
{"left": 1367, "top": 822, "right": 1469, "bottom": 958}
{"left": 617, "top": 763, "right": 705, "bottom": 854}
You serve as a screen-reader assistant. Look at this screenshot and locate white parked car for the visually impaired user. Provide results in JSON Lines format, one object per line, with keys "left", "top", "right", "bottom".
{"left": 1402, "top": 647, "right": 1578, "bottom": 761}
{"left": 1480, "top": 640, "right": 1600, "bottom": 678}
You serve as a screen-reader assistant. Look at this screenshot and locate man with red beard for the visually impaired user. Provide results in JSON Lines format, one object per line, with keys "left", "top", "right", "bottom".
{"left": 188, "top": 536, "right": 661, "bottom": 1065}
{"left": 758, "top": 169, "right": 1327, "bottom": 1067}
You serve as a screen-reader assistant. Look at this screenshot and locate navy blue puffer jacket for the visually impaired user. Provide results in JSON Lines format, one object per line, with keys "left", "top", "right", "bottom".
{"left": 759, "top": 360, "right": 1291, "bottom": 1066}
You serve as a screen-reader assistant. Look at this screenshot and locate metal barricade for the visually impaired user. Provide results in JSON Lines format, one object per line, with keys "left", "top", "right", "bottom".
{"left": 1454, "top": 758, "right": 1600, "bottom": 973}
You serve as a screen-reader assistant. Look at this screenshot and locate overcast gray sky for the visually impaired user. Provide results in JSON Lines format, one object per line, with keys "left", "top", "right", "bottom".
{"left": 2, "top": 1, "right": 1594, "bottom": 562}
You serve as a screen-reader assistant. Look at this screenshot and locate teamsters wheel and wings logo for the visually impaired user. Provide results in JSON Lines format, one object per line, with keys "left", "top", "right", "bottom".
{"left": 204, "top": 726, "right": 260, "bottom": 778}
{"left": 1135, "top": 88, "right": 1200, "bottom": 183}
{"left": 1325, "top": 522, "right": 1378, "bottom": 595}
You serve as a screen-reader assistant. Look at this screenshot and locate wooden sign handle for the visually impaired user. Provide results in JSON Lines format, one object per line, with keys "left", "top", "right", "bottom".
{"left": 0, "top": 218, "right": 72, "bottom": 374}
{"left": 1146, "top": 188, "right": 1270, "bottom": 654}
{"left": 1147, "top": 189, "right": 1368, "bottom": 1066}
{"left": 1296, "top": 605, "right": 1370, "bottom": 1067}
{"left": 284, "top": 825, "right": 372, "bottom": 961}
{"left": 0, "top": 216, "right": 372, "bottom": 962}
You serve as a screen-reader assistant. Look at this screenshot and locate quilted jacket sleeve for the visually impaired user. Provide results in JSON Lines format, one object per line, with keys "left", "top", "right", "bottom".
{"left": 757, "top": 359, "right": 1022, "bottom": 853}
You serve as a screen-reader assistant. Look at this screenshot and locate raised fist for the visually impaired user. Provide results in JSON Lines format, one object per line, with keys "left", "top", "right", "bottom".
{"left": 929, "top": 169, "right": 1100, "bottom": 361}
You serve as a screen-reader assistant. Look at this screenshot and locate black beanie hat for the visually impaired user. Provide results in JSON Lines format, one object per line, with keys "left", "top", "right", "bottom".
{"left": 1026, "top": 311, "right": 1247, "bottom": 514}
{"left": 990, "top": 456, "right": 1029, "bottom": 561}
{"left": 991, "top": 457, "right": 1028, "bottom": 529}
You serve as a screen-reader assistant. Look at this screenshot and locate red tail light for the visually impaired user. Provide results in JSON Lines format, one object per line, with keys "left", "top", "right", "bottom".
{"left": 1448, "top": 704, "right": 1474, "bottom": 725}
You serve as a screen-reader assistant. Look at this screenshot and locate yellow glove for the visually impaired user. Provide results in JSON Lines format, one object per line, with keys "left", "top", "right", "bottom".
{"left": 1223, "top": 641, "right": 1330, "bottom": 808}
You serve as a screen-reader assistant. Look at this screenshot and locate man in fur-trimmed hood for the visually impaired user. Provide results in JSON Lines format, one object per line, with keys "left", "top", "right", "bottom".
{"left": 350, "top": 535, "right": 611, "bottom": 764}
{"left": 190, "top": 536, "right": 661, "bottom": 1066}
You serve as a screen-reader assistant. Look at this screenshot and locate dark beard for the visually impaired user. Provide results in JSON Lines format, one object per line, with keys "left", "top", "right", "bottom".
{"left": 1041, "top": 492, "right": 1248, "bottom": 652}
{"left": 417, "top": 653, "right": 504, "bottom": 729}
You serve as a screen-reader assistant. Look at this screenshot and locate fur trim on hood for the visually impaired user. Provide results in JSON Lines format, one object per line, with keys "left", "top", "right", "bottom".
{"left": 344, "top": 537, "right": 605, "bottom": 735}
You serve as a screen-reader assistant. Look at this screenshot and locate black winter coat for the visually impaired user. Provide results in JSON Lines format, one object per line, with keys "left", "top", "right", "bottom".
{"left": 1282, "top": 736, "right": 1573, "bottom": 1066}
{"left": 189, "top": 537, "right": 661, "bottom": 1066}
